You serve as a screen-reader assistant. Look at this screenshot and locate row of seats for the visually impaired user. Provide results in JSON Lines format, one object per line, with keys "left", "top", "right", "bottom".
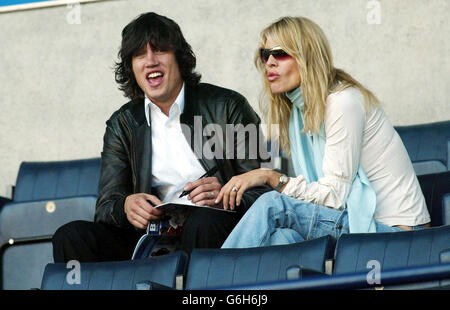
{"left": 0, "top": 158, "right": 101, "bottom": 290}
{"left": 1, "top": 120, "right": 449, "bottom": 289}
{"left": 41, "top": 225, "right": 450, "bottom": 290}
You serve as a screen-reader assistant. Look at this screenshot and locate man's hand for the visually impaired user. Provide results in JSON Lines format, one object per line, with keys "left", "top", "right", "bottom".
{"left": 183, "top": 176, "right": 222, "bottom": 207}
{"left": 124, "top": 193, "right": 164, "bottom": 229}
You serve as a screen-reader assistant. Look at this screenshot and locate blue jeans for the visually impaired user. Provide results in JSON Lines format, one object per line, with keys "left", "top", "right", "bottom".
{"left": 222, "top": 191, "right": 422, "bottom": 249}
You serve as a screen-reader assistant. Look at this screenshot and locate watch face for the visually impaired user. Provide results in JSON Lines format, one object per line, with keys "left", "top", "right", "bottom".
{"left": 280, "top": 174, "right": 288, "bottom": 183}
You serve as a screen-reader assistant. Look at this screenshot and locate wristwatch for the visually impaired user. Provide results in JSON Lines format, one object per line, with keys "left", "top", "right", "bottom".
{"left": 274, "top": 174, "right": 289, "bottom": 192}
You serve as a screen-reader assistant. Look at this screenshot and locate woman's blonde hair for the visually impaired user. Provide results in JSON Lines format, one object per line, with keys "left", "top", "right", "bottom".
{"left": 255, "top": 16, "right": 379, "bottom": 154}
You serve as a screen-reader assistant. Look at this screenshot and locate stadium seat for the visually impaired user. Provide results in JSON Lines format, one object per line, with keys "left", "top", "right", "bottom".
{"left": 417, "top": 171, "right": 450, "bottom": 226}
{"left": 40, "top": 250, "right": 188, "bottom": 290}
{"left": 185, "top": 235, "right": 333, "bottom": 289}
{"left": 13, "top": 158, "right": 101, "bottom": 202}
{"left": 0, "top": 158, "right": 101, "bottom": 290}
{"left": 395, "top": 121, "right": 450, "bottom": 176}
{"left": 332, "top": 225, "right": 450, "bottom": 289}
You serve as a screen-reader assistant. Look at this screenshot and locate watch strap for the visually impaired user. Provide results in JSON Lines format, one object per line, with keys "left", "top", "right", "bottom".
{"left": 275, "top": 174, "right": 288, "bottom": 192}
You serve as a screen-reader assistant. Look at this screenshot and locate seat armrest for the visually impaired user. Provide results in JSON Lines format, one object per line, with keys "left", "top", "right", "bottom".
{"left": 0, "top": 196, "right": 12, "bottom": 211}
{"left": 440, "top": 248, "right": 450, "bottom": 264}
{"left": 286, "top": 265, "right": 327, "bottom": 280}
{"left": 135, "top": 280, "right": 175, "bottom": 290}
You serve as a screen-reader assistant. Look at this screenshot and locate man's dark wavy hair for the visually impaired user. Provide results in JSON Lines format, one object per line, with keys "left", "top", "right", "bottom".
{"left": 114, "top": 12, "right": 201, "bottom": 100}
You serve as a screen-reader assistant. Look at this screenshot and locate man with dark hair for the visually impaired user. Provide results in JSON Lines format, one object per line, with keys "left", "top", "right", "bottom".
{"left": 52, "top": 12, "right": 270, "bottom": 263}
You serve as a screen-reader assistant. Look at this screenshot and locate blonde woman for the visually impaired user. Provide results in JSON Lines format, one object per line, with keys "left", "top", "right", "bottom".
{"left": 215, "top": 17, "right": 431, "bottom": 248}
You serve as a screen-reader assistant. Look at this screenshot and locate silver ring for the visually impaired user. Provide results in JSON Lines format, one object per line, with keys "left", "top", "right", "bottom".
{"left": 208, "top": 191, "right": 215, "bottom": 198}
{"left": 231, "top": 186, "right": 239, "bottom": 192}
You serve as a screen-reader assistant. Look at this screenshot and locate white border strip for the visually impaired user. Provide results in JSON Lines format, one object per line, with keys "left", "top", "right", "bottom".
{"left": 0, "top": 0, "right": 110, "bottom": 13}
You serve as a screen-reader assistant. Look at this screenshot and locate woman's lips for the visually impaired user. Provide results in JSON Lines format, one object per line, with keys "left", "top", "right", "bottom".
{"left": 267, "top": 73, "right": 279, "bottom": 82}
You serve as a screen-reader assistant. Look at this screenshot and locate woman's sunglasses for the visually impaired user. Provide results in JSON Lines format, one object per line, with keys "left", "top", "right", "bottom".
{"left": 259, "top": 46, "right": 291, "bottom": 63}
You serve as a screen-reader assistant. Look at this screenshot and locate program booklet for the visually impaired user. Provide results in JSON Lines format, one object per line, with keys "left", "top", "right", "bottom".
{"left": 146, "top": 202, "right": 236, "bottom": 236}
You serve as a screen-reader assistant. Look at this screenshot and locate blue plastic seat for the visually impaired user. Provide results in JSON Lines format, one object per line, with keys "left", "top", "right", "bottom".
{"left": 395, "top": 121, "right": 450, "bottom": 176}
{"left": 13, "top": 158, "right": 101, "bottom": 202}
{"left": 40, "top": 251, "right": 188, "bottom": 290}
{"left": 333, "top": 225, "right": 450, "bottom": 289}
{"left": 417, "top": 171, "right": 450, "bottom": 226}
{"left": 185, "top": 235, "right": 333, "bottom": 289}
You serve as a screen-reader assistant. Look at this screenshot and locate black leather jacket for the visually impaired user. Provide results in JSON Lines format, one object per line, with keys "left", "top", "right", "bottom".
{"left": 95, "top": 83, "right": 271, "bottom": 228}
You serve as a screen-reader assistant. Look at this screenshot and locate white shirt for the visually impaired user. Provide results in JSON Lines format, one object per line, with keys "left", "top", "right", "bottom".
{"left": 282, "top": 87, "right": 430, "bottom": 227}
{"left": 145, "top": 84, "right": 206, "bottom": 205}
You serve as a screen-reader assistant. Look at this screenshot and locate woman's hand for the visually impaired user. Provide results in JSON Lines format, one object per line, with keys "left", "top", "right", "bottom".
{"left": 215, "top": 168, "right": 278, "bottom": 210}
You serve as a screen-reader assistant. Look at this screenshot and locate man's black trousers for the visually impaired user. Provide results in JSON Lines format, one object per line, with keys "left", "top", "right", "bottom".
{"left": 52, "top": 208, "right": 241, "bottom": 263}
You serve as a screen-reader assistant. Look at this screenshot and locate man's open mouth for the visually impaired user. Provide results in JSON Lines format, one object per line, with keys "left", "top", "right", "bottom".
{"left": 146, "top": 71, "right": 164, "bottom": 87}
